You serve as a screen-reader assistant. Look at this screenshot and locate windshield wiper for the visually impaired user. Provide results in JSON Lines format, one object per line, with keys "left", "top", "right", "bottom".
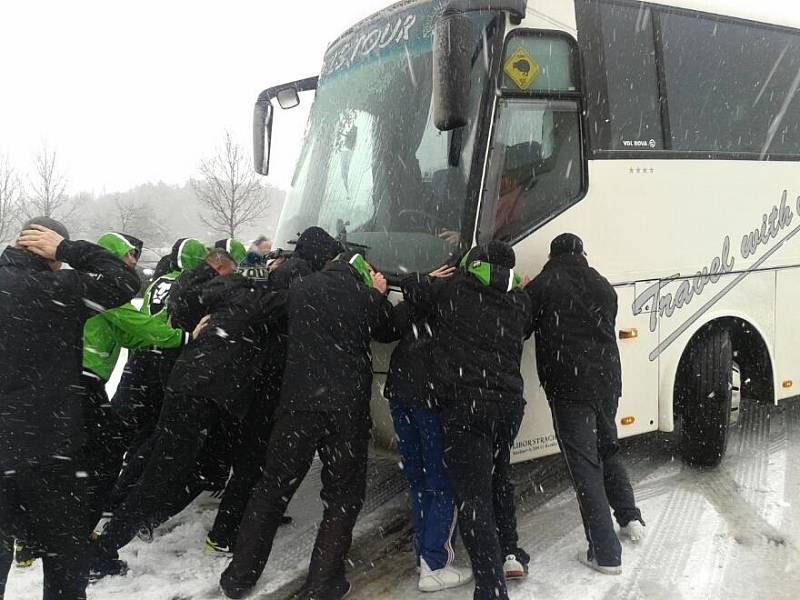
{"left": 336, "top": 219, "right": 371, "bottom": 252}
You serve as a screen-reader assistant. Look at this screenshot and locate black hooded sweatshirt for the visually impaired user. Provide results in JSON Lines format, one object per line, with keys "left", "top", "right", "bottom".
{"left": 169, "top": 262, "right": 219, "bottom": 332}
{"left": 383, "top": 276, "right": 438, "bottom": 410}
{"left": 525, "top": 253, "right": 621, "bottom": 402}
{"left": 166, "top": 276, "right": 286, "bottom": 419}
{"left": 405, "top": 263, "right": 533, "bottom": 407}
{"left": 278, "top": 260, "right": 397, "bottom": 414}
{"left": 0, "top": 241, "right": 139, "bottom": 469}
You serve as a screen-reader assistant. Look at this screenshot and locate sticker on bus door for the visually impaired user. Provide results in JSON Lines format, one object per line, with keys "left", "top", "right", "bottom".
{"left": 504, "top": 48, "right": 540, "bottom": 90}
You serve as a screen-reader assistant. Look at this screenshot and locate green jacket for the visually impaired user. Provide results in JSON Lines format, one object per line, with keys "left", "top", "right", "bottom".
{"left": 81, "top": 233, "right": 191, "bottom": 382}
{"left": 82, "top": 303, "right": 190, "bottom": 381}
{"left": 142, "top": 270, "right": 180, "bottom": 320}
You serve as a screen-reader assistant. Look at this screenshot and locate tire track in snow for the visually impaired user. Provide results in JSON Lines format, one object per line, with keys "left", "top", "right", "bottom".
{"left": 604, "top": 484, "right": 707, "bottom": 600}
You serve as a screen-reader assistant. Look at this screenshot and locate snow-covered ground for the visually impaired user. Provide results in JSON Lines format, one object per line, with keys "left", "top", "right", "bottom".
{"left": 6, "top": 388, "right": 800, "bottom": 599}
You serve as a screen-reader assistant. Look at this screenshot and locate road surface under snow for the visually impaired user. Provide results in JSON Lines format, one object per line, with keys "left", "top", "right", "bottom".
{"left": 5, "top": 379, "right": 800, "bottom": 599}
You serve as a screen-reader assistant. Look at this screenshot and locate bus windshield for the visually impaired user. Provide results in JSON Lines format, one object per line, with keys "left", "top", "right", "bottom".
{"left": 274, "top": 2, "right": 496, "bottom": 275}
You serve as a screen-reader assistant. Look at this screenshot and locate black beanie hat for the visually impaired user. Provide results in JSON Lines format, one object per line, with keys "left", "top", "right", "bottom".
{"left": 294, "top": 226, "right": 342, "bottom": 271}
{"left": 550, "top": 233, "right": 584, "bottom": 257}
{"left": 21, "top": 216, "right": 70, "bottom": 240}
{"left": 122, "top": 233, "right": 144, "bottom": 258}
{"left": 465, "top": 240, "right": 516, "bottom": 269}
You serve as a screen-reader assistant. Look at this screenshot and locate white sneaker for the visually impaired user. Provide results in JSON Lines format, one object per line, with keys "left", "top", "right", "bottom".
{"left": 577, "top": 551, "right": 622, "bottom": 575}
{"left": 503, "top": 554, "right": 528, "bottom": 579}
{"left": 418, "top": 558, "right": 473, "bottom": 592}
{"left": 619, "top": 520, "right": 646, "bottom": 543}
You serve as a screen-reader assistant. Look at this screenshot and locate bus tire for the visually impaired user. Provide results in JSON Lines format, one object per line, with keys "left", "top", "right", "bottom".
{"left": 680, "top": 325, "right": 733, "bottom": 467}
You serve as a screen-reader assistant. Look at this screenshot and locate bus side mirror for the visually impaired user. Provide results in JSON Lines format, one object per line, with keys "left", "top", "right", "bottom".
{"left": 433, "top": 12, "right": 472, "bottom": 131}
{"left": 276, "top": 87, "right": 300, "bottom": 110}
{"left": 253, "top": 100, "right": 273, "bottom": 176}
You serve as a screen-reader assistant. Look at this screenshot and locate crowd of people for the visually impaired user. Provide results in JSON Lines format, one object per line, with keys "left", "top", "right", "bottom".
{"left": 0, "top": 217, "right": 645, "bottom": 600}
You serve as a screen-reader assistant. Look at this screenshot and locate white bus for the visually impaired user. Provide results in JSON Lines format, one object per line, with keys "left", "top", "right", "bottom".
{"left": 254, "top": 0, "right": 800, "bottom": 467}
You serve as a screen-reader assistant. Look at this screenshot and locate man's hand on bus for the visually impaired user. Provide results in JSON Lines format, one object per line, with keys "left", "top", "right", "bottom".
{"left": 268, "top": 256, "right": 286, "bottom": 272}
{"left": 192, "top": 315, "right": 211, "bottom": 340}
{"left": 520, "top": 275, "right": 531, "bottom": 288}
{"left": 429, "top": 265, "right": 456, "bottom": 279}
{"left": 438, "top": 230, "right": 461, "bottom": 246}
{"left": 371, "top": 272, "right": 388, "bottom": 295}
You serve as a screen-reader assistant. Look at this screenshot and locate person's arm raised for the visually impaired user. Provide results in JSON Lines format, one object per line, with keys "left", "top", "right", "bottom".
{"left": 19, "top": 225, "right": 139, "bottom": 313}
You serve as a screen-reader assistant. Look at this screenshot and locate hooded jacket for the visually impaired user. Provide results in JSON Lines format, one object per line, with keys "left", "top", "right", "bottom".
{"left": 82, "top": 233, "right": 189, "bottom": 382}
{"left": 141, "top": 238, "right": 207, "bottom": 319}
{"left": 0, "top": 240, "right": 139, "bottom": 469}
{"left": 166, "top": 275, "right": 286, "bottom": 418}
{"left": 383, "top": 278, "right": 438, "bottom": 410}
{"left": 278, "top": 258, "right": 398, "bottom": 414}
{"left": 169, "top": 262, "right": 219, "bottom": 333}
{"left": 525, "top": 253, "right": 622, "bottom": 402}
{"left": 215, "top": 238, "right": 247, "bottom": 265}
{"left": 405, "top": 256, "right": 533, "bottom": 407}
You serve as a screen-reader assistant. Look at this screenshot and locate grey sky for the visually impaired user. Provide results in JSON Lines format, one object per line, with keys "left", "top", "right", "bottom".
{"left": 0, "top": 0, "right": 389, "bottom": 194}
{"left": 0, "top": 0, "right": 794, "bottom": 195}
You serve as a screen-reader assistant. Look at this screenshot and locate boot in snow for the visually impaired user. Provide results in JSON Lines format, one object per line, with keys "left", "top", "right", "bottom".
{"left": 503, "top": 554, "right": 529, "bottom": 579}
{"left": 577, "top": 551, "right": 621, "bottom": 575}
{"left": 619, "top": 520, "right": 646, "bottom": 543}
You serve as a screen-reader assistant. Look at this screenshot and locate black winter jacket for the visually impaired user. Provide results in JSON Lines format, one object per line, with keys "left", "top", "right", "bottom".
{"left": 279, "top": 261, "right": 397, "bottom": 414}
{"left": 383, "top": 275, "right": 439, "bottom": 410}
{"left": 0, "top": 242, "right": 139, "bottom": 469}
{"left": 169, "top": 262, "right": 218, "bottom": 332}
{"left": 406, "top": 268, "right": 533, "bottom": 407}
{"left": 166, "top": 275, "right": 285, "bottom": 419}
{"left": 526, "top": 253, "right": 621, "bottom": 402}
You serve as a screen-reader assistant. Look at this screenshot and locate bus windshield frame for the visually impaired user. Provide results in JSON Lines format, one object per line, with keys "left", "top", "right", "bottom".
{"left": 272, "top": 1, "right": 506, "bottom": 277}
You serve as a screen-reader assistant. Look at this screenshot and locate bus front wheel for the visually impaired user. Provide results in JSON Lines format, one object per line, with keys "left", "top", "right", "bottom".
{"left": 679, "top": 325, "right": 734, "bottom": 467}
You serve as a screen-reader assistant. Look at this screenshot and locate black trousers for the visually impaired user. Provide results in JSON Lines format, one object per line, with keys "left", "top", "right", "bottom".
{"left": 0, "top": 534, "right": 11, "bottom": 599}
{"left": 550, "top": 395, "right": 642, "bottom": 567}
{"left": 209, "top": 394, "right": 277, "bottom": 547}
{"left": 111, "top": 352, "right": 166, "bottom": 459}
{"left": 0, "top": 463, "right": 91, "bottom": 600}
{"left": 440, "top": 399, "right": 523, "bottom": 600}
{"left": 80, "top": 375, "right": 128, "bottom": 530}
{"left": 100, "top": 393, "right": 222, "bottom": 556}
{"left": 221, "top": 410, "right": 370, "bottom": 599}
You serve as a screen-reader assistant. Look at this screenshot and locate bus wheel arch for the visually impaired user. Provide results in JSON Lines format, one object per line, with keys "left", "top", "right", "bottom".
{"left": 673, "top": 317, "right": 773, "bottom": 466}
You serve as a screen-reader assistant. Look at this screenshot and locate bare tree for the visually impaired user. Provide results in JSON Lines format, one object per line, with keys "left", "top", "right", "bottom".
{"left": 22, "top": 144, "right": 75, "bottom": 220}
{"left": 115, "top": 195, "right": 143, "bottom": 231}
{"left": 110, "top": 195, "right": 167, "bottom": 246}
{"left": 193, "top": 132, "right": 269, "bottom": 238}
{"left": 0, "top": 156, "right": 22, "bottom": 245}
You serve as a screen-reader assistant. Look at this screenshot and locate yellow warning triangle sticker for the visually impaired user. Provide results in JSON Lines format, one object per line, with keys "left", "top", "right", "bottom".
{"left": 504, "top": 48, "right": 540, "bottom": 90}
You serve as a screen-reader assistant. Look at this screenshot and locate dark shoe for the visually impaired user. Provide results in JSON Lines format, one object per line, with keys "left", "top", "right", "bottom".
{"left": 301, "top": 580, "right": 351, "bottom": 600}
{"left": 205, "top": 535, "right": 233, "bottom": 555}
{"left": 280, "top": 515, "right": 293, "bottom": 525}
{"left": 89, "top": 536, "right": 128, "bottom": 581}
{"left": 219, "top": 578, "right": 254, "bottom": 599}
{"left": 136, "top": 524, "right": 154, "bottom": 543}
{"left": 89, "top": 557, "right": 129, "bottom": 581}
{"left": 14, "top": 541, "right": 37, "bottom": 568}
